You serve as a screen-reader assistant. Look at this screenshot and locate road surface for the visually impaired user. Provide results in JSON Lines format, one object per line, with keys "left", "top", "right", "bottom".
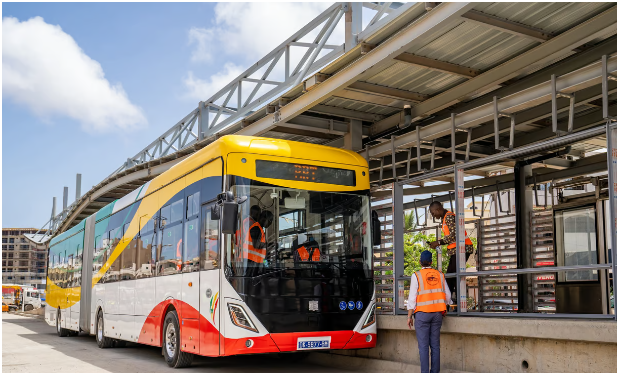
{"left": 2, "top": 312, "right": 347, "bottom": 373}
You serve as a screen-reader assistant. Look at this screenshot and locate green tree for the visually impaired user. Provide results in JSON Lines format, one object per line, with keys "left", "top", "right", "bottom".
{"left": 404, "top": 211, "right": 416, "bottom": 231}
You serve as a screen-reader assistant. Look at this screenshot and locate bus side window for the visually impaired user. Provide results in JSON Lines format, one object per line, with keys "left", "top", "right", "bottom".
{"left": 183, "top": 192, "right": 200, "bottom": 273}
{"left": 137, "top": 214, "right": 155, "bottom": 279}
{"left": 75, "top": 243, "right": 83, "bottom": 287}
{"left": 158, "top": 204, "right": 182, "bottom": 277}
{"left": 201, "top": 203, "right": 219, "bottom": 270}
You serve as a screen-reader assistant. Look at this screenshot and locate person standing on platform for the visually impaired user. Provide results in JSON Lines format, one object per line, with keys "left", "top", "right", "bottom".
{"left": 407, "top": 251, "right": 451, "bottom": 373}
{"left": 427, "top": 201, "right": 474, "bottom": 306}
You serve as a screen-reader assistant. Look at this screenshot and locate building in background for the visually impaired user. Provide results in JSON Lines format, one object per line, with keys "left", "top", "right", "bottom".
{"left": 2, "top": 228, "right": 48, "bottom": 290}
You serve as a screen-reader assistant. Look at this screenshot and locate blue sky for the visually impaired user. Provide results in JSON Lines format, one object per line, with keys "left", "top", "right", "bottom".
{"left": 2, "top": 2, "right": 335, "bottom": 228}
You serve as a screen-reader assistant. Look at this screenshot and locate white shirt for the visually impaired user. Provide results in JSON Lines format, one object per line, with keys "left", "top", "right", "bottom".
{"left": 406, "top": 266, "right": 452, "bottom": 311}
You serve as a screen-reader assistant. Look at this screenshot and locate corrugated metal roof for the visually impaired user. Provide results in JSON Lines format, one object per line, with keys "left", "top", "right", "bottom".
{"left": 322, "top": 96, "right": 400, "bottom": 116}
{"left": 472, "top": 2, "right": 613, "bottom": 34}
{"left": 411, "top": 20, "right": 538, "bottom": 71}
{"left": 365, "top": 62, "right": 466, "bottom": 95}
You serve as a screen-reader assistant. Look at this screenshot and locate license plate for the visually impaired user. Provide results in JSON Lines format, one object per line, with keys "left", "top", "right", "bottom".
{"left": 297, "top": 336, "right": 332, "bottom": 350}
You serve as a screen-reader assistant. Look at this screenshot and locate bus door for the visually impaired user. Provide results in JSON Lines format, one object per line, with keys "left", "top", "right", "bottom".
{"left": 199, "top": 202, "right": 221, "bottom": 356}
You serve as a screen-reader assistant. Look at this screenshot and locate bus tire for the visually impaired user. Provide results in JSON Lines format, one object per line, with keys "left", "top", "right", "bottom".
{"left": 56, "top": 310, "right": 69, "bottom": 337}
{"left": 96, "top": 311, "right": 113, "bottom": 348}
{"left": 25, "top": 304, "right": 34, "bottom": 311}
{"left": 162, "top": 310, "right": 193, "bottom": 368}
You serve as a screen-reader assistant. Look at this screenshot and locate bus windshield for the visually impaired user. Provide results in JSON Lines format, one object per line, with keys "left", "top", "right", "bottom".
{"left": 225, "top": 177, "right": 372, "bottom": 278}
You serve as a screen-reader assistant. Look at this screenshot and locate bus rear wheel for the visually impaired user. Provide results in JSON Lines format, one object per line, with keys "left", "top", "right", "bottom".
{"left": 162, "top": 310, "right": 193, "bottom": 368}
{"left": 96, "top": 311, "right": 113, "bottom": 348}
{"left": 56, "top": 310, "right": 69, "bottom": 337}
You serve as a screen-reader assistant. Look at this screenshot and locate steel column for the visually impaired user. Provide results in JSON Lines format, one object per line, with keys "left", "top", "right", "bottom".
{"left": 392, "top": 181, "right": 406, "bottom": 315}
{"left": 345, "top": 2, "right": 362, "bottom": 52}
{"left": 75, "top": 173, "right": 82, "bottom": 201}
{"left": 454, "top": 164, "right": 466, "bottom": 313}
{"left": 607, "top": 120, "right": 617, "bottom": 321}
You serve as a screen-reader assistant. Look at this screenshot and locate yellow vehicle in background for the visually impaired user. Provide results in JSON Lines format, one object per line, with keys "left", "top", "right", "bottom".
{"left": 2, "top": 297, "right": 9, "bottom": 312}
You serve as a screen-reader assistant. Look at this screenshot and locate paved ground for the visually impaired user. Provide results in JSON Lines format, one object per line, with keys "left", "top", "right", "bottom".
{"left": 2, "top": 313, "right": 347, "bottom": 373}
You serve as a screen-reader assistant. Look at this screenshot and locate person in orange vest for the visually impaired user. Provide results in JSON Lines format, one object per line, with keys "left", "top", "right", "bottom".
{"left": 407, "top": 251, "right": 451, "bottom": 373}
{"left": 294, "top": 236, "right": 320, "bottom": 262}
{"left": 236, "top": 205, "right": 261, "bottom": 249}
{"left": 427, "top": 201, "right": 474, "bottom": 306}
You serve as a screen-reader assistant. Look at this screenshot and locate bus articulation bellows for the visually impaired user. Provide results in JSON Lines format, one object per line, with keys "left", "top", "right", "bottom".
{"left": 45, "top": 136, "right": 378, "bottom": 368}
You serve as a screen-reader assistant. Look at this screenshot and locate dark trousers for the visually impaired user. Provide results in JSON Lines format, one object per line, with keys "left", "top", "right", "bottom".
{"left": 415, "top": 311, "right": 443, "bottom": 373}
{"left": 446, "top": 252, "right": 471, "bottom": 303}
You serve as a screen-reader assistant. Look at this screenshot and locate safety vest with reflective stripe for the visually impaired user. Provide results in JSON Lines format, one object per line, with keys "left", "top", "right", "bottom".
{"left": 242, "top": 221, "right": 266, "bottom": 263}
{"left": 414, "top": 268, "right": 447, "bottom": 313}
{"left": 236, "top": 217, "right": 253, "bottom": 247}
{"left": 297, "top": 246, "right": 321, "bottom": 262}
{"left": 442, "top": 211, "right": 473, "bottom": 250}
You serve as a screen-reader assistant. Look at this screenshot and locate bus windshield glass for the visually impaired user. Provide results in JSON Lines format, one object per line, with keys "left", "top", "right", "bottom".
{"left": 225, "top": 177, "right": 372, "bottom": 277}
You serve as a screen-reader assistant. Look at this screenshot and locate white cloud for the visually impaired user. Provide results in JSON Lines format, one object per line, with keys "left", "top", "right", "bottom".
{"left": 209, "top": 2, "right": 335, "bottom": 61}
{"left": 184, "top": 62, "right": 245, "bottom": 100}
{"left": 188, "top": 27, "right": 215, "bottom": 63}
{"left": 2, "top": 16, "right": 146, "bottom": 133}
{"left": 185, "top": 2, "right": 338, "bottom": 101}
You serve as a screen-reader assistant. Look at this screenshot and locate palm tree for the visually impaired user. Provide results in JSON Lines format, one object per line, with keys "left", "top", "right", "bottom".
{"left": 404, "top": 211, "right": 416, "bottom": 231}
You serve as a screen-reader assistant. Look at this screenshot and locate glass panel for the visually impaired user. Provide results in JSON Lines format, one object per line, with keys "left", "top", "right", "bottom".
{"left": 160, "top": 205, "right": 171, "bottom": 228}
{"left": 201, "top": 204, "right": 219, "bottom": 270}
{"left": 555, "top": 206, "right": 598, "bottom": 282}
{"left": 187, "top": 192, "right": 200, "bottom": 218}
{"left": 158, "top": 224, "right": 182, "bottom": 276}
{"left": 225, "top": 177, "right": 372, "bottom": 278}
{"left": 171, "top": 199, "right": 184, "bottom": 224}
{"left": 135, "top": 234, "right": 154, "bottom": 278}
{"left": 121, "top": 235, "right": 137, "bottom": 281}
{"left": 183, "top": 218, "right": 200, "bottom": 272}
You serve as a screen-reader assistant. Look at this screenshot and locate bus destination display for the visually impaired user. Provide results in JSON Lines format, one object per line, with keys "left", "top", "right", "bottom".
{"left": 256, "top": 160, "right": 355, "bottom": 186}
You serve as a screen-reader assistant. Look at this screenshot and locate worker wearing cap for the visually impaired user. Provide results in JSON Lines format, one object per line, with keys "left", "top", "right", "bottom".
{"left": 407, "top": 250, "right": 451, "bottom": 373}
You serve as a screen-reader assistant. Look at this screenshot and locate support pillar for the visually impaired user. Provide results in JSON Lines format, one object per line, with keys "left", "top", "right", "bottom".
{"left": 344, "top": 119, "right": 363, "bottom": 151}
{"left": 63, "top": 187, "right": 68, "bottom": 211}
{"left": 454, "top": 164, "right": 467, "bottom": 313}
{"left": 75, "top": 173, "right": 82, "bottom": 201}
{"left": 515, "top": 161, "right": 534, "bottom": 312}
{"left": 607, "top": 120, "right": 617, "bottom": 320}
{"left": 393, "top": 182, "right": 406, "bottom": 314}
{"left": 345, "top": 2, "right": 362, "bottom": 52}
{"left": 198, "top": 101, "right": 210, "bottom": 141}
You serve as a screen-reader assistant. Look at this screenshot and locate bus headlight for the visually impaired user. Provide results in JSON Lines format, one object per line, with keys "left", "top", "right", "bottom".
{"left": 361, "top": 304, "right": 376, "bottom": 329}
{"left": 228, "top": 303, "right": 258, "bottom": 333}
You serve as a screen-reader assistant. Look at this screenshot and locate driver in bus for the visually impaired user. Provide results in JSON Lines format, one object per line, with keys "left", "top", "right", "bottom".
{"left": 242, "top": 210, "right": 274, "bottom": 276}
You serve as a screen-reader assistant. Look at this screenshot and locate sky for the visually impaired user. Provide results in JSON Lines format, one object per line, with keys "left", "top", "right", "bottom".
{"left": 1, "top": 2, "right": 337, "bottom": 228}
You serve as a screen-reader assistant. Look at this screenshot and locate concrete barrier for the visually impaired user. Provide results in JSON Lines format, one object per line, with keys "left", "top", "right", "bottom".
{"left": 312, "top": 315, "right": 617, "bottom": 373}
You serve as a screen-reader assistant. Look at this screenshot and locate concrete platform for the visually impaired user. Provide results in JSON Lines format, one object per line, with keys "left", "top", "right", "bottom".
{"left": 325, "top": 315, "right": 617, "bottom": 373}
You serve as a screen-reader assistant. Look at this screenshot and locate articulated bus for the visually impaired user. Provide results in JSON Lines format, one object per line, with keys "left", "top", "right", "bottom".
{"left": 45, "top": 135, "right": 378, "bottom": 368}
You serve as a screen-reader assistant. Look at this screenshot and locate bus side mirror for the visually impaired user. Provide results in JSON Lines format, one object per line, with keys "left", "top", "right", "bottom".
{"left": 372, "top": 210, "right": 381, "bottom": 246}
{"left": 215, "top": 192, "right": 239, "bottom": 234}
{"left": 221, "top": 202, "right": 238, "bottom": 234}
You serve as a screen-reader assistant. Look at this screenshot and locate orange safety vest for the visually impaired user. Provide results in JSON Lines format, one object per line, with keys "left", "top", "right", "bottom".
{"left": 242, "top": 221, "right": 266, "bottom": 263}
{"left": 297, "top": 246, "right": 320, "bottom": 262}
{"left": 414, "top": 268, "right": 447, "bottom": 313}
{"left": 442, "top": 211, "right": 473, "bottom": 249}
{"left": 236, "top": 217, "right": 253, "bottom": 247}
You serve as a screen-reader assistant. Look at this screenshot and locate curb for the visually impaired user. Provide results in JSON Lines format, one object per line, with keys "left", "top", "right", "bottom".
{"left": 307, "top": 352, "right": 474, "bottom": 373}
